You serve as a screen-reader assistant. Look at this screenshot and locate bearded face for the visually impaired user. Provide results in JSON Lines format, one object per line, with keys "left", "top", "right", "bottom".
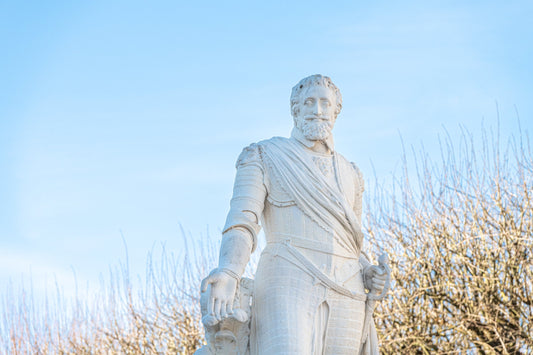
{"left": 296, "top": 116, "right": 334, "bottom": 141}
{"left": 294, "top": 85, "right": 337, "bottom": 141}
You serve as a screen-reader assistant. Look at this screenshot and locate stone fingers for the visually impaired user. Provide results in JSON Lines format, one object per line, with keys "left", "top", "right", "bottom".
{"left": 220, "top": 300, "right": 228, "bottom": 319}
{"left": 201, "top": 274, "right": 218, "bottom": 316}
{"left": 214, "top": 298, "right": 221, "bottom": 321}
{"left": 215, "top": 297, "right": 236, "bottom": 320}
{"left": 200, "top": 274, "right": 213, "bottom": 293}
{"left": 226, "top": 300, "right": 233, "bottom": 316}
{"left": 206, "top": 281, "right": 215, "bottom": 316}
{"left": 371, "top": 264, "right": 385, "bottom": 276}
{"left": 372, "top": 275, "right": 386, "bottom": 293}
{"left": 373, "top": 277, "right": 386, "bottom": 288}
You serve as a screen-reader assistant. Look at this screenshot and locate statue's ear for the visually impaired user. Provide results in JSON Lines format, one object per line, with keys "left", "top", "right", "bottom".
{"left": 291, "top": 102, "right": 299, "bottom": 119}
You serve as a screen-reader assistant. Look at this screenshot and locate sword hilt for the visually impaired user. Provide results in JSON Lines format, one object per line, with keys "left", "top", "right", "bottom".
{"left": 367, "top": 253, "right": 391, "bottom": 301}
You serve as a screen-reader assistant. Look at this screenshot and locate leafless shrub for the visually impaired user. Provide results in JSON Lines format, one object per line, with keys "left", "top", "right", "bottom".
{"left": 0, "top": 231, "right": 218, "bottom": 354}
{"left": 367, "top": 126, "right": 533, "bottom": 354}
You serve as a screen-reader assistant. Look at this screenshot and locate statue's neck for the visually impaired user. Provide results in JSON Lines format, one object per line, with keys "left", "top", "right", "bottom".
{"left": 291, "top": 127, "right": 334, "bottom": 155}
{"left": 308, "top": 140, "right": 332, "bottom": 155}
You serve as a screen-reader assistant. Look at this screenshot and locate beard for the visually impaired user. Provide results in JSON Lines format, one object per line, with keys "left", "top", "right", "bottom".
{"left": 298, "top": 118, "right": 333, "bottom": 141}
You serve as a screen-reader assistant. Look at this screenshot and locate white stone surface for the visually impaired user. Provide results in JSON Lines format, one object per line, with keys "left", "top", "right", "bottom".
{"left": 196, "top": 75, "right": 390, "bottom": 355}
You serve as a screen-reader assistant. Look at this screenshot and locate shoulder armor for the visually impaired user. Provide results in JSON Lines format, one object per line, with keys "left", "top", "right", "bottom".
{"left": 236, "top": 143, "right": 262, "bottom": 169}
{"left": 350, "top": 162, "right": 365, "bottom": 193}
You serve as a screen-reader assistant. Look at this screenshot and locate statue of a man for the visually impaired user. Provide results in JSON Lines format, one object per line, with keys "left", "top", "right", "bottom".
{"left": 200, "top": 75, "right": 388, "bottom": 354}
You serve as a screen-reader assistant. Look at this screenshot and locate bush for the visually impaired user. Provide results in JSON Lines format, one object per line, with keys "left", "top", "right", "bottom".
{"left": 367, "top": 127, "right": 533, "bottom": 353}
{"left": 0, "top": 238, "right": 213, "bottom": 354}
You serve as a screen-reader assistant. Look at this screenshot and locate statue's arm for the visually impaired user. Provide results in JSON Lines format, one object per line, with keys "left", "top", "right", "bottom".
{"left": 201, "top": 144, "right": 266, "bottom": 321}
{"left": 218, "top": 145, "right": 266, "bottom": 275}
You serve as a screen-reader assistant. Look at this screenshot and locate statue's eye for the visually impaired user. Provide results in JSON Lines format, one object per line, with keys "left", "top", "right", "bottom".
{"left": 304, "top": 99, "right": 314, "bottom": 105}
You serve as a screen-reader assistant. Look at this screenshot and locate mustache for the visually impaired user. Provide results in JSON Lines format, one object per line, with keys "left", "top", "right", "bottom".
{"left": 303, "top": 115, "right": 329, "bottom": 121}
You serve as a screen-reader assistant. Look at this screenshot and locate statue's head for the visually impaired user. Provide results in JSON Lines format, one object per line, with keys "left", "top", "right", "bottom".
{"left": 290, "top": 74, "right": 343, "bottom": 141}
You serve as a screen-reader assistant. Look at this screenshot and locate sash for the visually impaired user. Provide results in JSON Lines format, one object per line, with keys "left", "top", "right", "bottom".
{"left": 259, "top": 137, "right": 363, "bottom": 255}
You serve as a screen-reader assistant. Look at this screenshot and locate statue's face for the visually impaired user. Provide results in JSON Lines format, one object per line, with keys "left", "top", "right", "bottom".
{"left": 295, "top": 85, "right": 337, "bottom": 141}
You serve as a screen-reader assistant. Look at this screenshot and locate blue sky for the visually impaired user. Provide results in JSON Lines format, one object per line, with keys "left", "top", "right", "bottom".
{"left": 1, "top": 0, "right": 532, "bottom": 300}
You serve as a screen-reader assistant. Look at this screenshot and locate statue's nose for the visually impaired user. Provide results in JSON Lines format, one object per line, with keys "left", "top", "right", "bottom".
{"left": 313, "top": 102, "right": 322, "bottom": 116}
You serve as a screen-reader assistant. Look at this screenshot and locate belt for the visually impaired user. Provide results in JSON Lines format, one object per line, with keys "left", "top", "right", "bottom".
{"left": 268, "top": 240, "right": 367, "bottom": 302}
{"left": 269, "top": 232, "right": 359, "bottom": 260}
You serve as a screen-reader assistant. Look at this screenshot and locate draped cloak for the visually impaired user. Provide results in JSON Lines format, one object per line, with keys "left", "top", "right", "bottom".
{"left": 258, "top": 136, "right": 364, "bottom": 257}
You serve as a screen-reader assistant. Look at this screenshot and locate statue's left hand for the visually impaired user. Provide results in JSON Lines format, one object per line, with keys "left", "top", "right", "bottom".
{"left": 364, "top": 265, "right": 388, "bottom": 294}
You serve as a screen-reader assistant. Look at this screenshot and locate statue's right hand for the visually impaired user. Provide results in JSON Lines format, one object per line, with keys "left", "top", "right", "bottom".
{"left": 201, "top": 270, "right": 238, "bottom": 322}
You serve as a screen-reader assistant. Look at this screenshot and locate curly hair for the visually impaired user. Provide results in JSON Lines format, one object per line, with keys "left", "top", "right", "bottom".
{"left": 290, "top": 74, "right": 343, "bottom": 119}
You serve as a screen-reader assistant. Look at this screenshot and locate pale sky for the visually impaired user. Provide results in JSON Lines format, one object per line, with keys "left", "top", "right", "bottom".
{"left": 1, "top": 0, "right": 532, "bottom": 300}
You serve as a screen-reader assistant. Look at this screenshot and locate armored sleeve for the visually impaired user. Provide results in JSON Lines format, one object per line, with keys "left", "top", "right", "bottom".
{"left": 350, "top": 162, "right": 365, "bottom": 223}
{"left": 222, "top": 143, "right": 267, "bottom": 252}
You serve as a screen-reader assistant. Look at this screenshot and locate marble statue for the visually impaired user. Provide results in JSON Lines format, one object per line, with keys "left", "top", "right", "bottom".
{"left": 195, "top": 75, "right": 390, "bottom": 355}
